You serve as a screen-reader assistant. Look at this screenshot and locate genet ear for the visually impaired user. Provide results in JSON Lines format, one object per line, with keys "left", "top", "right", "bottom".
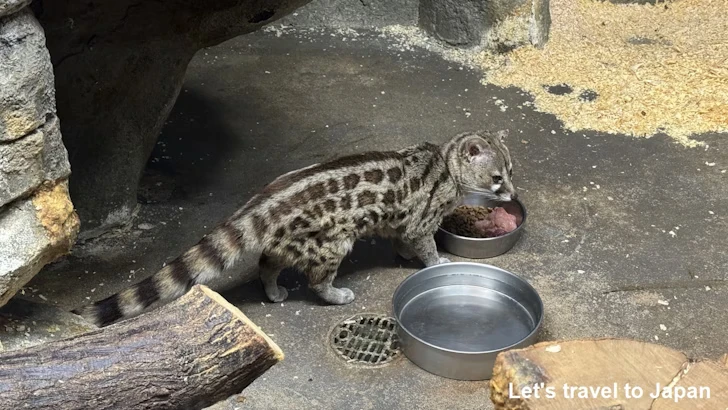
{"left": 462, "top": 137, "right": 494, "bottom": 164}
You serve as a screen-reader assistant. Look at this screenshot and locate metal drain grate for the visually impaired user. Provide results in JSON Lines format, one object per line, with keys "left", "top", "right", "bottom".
{"left": 331, "top": 314, "right": 401, "bottom": 366}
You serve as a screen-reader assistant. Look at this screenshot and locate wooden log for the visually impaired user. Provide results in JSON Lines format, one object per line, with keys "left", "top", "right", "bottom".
{"left": 0, "top": 285, "right": 283, "bottom": 410}
{"left": 490, "top": 338, "right": 728, "bottom": 409}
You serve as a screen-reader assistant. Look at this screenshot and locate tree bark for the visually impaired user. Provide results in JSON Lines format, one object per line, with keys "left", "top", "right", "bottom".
{"left": 0, "top": 285, "right": 283, "bottom": 410}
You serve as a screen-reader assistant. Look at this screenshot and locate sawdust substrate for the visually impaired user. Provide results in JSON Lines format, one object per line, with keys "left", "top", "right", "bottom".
{"left": 479, "top": 0, "right": 728, "bottom": 147}
{"left": 381, "top": 0, "right": 728, "bottom": 147}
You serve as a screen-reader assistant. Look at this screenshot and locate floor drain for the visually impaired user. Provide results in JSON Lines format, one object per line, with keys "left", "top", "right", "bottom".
{"left": 330, "top": 314, "right": 401, "bottom": 366}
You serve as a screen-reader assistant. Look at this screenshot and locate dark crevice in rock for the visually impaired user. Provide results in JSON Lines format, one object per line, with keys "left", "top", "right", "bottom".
{"left": 249, "top": 9, "right": 276, "bottom": 23}
{"left": 0, "top": 27, "right": 31, "bottom": 46}
{"left": 52, "top": 45, "right": 86, "bottom": 69}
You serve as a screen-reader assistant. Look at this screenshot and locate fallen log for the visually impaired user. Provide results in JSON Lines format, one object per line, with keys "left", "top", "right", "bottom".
{"left": 490, "top": 338, "right": 728, "bottom": 410}
{"left": 0, "top": 285, "right": 283, "bottom": 410}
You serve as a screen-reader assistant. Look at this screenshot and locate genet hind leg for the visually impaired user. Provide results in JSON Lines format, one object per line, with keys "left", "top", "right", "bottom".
{"left": 307, "top": 257, "right": 355, "bottom": 305}
{"left": 259, "top": 254, "right": 288, "bottom": 303}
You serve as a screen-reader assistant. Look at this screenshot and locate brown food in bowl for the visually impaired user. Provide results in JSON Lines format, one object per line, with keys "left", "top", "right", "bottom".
{"left": 441, "top": 205, "right": 518, "bottom": 238}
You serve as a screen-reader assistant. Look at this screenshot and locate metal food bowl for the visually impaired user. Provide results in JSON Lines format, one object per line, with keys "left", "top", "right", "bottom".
{"left": 436, "top": 195, "right": 527, "bottom": 259}
{"left": 392, "top": 262, "right": 543, "bottom": 380}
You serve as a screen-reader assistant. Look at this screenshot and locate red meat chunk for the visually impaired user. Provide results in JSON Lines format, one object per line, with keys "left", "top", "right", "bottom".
{"left": 474, "top": 207, "right": 518, "bottom": 238}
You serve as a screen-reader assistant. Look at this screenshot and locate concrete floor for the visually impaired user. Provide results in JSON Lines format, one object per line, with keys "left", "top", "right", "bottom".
{"left": 25, "top": 28, "right": 728, "bottom": 409}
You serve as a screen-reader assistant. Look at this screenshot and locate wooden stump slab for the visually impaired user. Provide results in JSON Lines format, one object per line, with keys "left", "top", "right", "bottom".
{"left": 490, "top": 338, "right": 728, "bottom": 409}
{"left": 652, "top": 360, "right": 728, "bottom": 410}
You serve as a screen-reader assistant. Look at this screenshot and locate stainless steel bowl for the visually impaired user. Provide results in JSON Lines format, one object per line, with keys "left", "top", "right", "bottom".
{"left": 392, "top": 262, "right": 543, "bottom": 380}
{"left": 436, "top": 195, "right": 527, "bottom": 259}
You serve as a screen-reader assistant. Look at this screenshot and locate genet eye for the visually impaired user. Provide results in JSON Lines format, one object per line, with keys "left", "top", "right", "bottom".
{"left": 492, "top": 175, "right": 503, "bottom": 184}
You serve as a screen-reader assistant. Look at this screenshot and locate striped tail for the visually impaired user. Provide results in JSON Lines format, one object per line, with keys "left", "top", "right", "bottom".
{"left": 72, "top": 220, "right": 248, "bottom": 327}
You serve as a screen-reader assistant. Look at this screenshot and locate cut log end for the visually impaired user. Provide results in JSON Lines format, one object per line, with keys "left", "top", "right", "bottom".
{"left": 199, "top": 285, "right": 284, "bottom": 362}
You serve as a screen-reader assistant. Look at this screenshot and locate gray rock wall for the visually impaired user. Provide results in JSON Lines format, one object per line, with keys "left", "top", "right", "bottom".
{"left": 1, "top": 0, "right": 313, "bottom": 305}
{"left": 0, "top": 4, "right": 78, "bottom": 308}
{"left": 419, "top": 0, "right": 551, "bottom": 49}
{"left": 35, "top": 0, "right": 313, "bottom": 236}
{"left": 417, "top": 0, "right": 550, "bottom": 50}
{"left": 286, "top": 0, "right": 551, "bottom": 50}
{"left": 0, "top": 0, "right": 29, "bottom": 18}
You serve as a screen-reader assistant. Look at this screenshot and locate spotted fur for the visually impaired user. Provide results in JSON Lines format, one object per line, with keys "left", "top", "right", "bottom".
{"left": 74, "top": 130, "right": 516, "bottom": 326}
